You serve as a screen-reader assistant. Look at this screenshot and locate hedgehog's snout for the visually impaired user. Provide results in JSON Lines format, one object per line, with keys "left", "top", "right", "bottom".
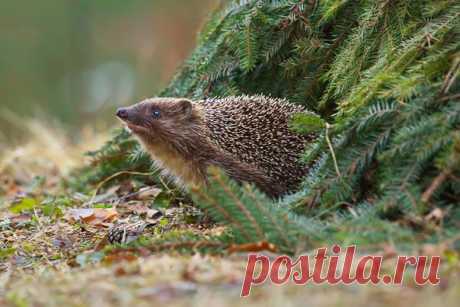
{"left": 116, "top": 107, "right": 129, "bottom": 120}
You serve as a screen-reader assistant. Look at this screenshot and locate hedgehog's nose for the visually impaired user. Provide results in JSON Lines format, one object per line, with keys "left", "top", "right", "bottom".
{"left": 116, "top": 108, "right": 128, "bottom": 119}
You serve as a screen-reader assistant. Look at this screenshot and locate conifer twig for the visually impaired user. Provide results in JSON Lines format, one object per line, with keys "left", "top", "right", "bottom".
{"left": 421, "top": 169, "right": 451, "bottom": 203}
{"left": 213, "top": 171, "right": 265, "bottom": 240}
{"left": 325, "top": 123, "right": 341, "bottom": 177}
{"left": 192, "top": 185, "right": 253, "bottom": 242}
{"left": 243, "top": 185, "right": 292, "bottom": 248}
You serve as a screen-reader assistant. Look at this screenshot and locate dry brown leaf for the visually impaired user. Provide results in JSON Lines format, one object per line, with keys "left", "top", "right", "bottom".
{"left": 89, "top": 208, "right": 118, "bottom": 226}
{"left": 65, "top": 208, "right": 94, "bottom": 222}
{"left": 104, "top": 249, "right": 139, "bottom": 264}
{"left": 135, "top": 187, "right": 162, "bottom": 201}
{"left": 65, "top": 208, "right": 118, "bottom": 226}
{"left": 9, "top": 213, "right": 32, "bottom": 225}
{"left": 227, "top": 241, "right": 277, "bottom": 254}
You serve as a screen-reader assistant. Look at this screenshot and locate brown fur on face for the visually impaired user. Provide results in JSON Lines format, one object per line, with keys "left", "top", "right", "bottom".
{"left": 116, "top": 98, "right": 201, "bottom": 143}
{"left": 117, "top": 98, "right": 212, "bottom": 187}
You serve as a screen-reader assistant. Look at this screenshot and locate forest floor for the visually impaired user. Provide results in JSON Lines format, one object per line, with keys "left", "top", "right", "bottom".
{"left": 0, "top": 121, "right": 459, "bottom": 306}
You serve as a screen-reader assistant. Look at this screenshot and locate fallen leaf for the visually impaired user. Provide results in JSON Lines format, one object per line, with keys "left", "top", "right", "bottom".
{"left": 135, "top": 186, "right": 162, "bottom": 201}
{"left": 65, "top": 208, "right": 94, "bottom": 222}
{"left": 227, "top": 241, "right": 277, "bottom": 254}
{"left": 10, "top": 213, "right": 32, "bottom": 225}
{"left": 90, "top": 208, "right": 118, "bottom": 224}
{"left": 65, "top": 208, "right": 118, "bottom": 226}
{"left": 104, "top": 249, "right": 139, "bottom": 264}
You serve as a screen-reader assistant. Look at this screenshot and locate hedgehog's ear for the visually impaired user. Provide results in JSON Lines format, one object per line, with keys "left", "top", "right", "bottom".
{"left": 178, "top": 99, "right": 193, "bottom": 117}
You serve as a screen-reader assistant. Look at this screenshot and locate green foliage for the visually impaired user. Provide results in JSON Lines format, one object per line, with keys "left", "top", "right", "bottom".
{"left": 0, "top": 247, "right": 16, "bottom": 260}
{"left": 190, "top": 167, "right": 313, "bottom": 253}
{"left": 77, "top": 0, "right": 460, "bottom": 250}
{"left": 70, "top": 129, "right": 155, "bottom": 192}
{"left": 9, "top": 198, "right": 38, "bottom": 214}
{"left": 290, "top": 112, "right": 326, "bottom": 133}
{"left": 134, "top": 228, "right": 228, "bottom": 254}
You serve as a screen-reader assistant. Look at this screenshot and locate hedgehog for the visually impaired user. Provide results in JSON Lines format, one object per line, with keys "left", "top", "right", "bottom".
{"left": 116, "top": 95, "right": 317, "bottom": 198}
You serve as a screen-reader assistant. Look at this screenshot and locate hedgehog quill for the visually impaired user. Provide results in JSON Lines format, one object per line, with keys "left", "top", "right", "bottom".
{"left": 116, "top": 96, "right": 317, "bottom": 198}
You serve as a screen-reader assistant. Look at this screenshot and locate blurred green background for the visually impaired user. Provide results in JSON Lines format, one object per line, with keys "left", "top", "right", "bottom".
{"left": 0, "top": 0, "right": 213, "bottom": 140}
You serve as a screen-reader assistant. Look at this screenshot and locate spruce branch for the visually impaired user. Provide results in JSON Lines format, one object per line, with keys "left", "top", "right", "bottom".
{"left": 191, "top": 167, "right": 305, "bottom": 252}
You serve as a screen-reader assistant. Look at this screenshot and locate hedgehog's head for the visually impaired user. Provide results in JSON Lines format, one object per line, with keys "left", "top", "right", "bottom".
{"left": 116, "top": 97, "right": 201, "bottom": 144}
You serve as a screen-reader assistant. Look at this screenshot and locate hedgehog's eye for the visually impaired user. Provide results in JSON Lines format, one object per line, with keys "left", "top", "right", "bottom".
{"left": 152, "top": 109, "right": 161, "bottom": 119}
